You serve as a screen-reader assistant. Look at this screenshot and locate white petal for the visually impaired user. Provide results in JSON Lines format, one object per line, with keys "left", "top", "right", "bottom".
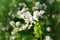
{"left": 39, "top": 10, "right": 45, "bottom": 15}
{"left": 45, "top": 36, "right": 53, "bottom": 40}
{"left": 16, "top": 21, "right": 20, "bottom": 26}
{"left": 46, "top": 27, "right": 51, "bottom": 32}
{"left": 9, "top": 21, "right": 15, "bottom": 26}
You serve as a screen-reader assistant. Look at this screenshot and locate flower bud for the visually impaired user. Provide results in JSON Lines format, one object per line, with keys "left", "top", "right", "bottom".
{"left": 46, "top": 27, "right": 51, "bottom": 32}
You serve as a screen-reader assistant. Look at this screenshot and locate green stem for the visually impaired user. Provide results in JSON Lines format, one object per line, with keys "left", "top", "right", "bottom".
{"left": 40, "top": 35, "right": 42, "bottom": 40}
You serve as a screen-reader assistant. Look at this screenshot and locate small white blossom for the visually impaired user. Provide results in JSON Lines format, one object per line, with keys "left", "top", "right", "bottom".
{"left": 46, "top": 27, "right": 51, "bottom": 32}
{"left": 28, "top": 23, "right": 32, "bottom": 29}
{"left": 45, "top": 35, "right": 53, "bottom": 40}
{"left": 10, "top": 2, "right": 46, "bottom": 31}
{"left": 9, "top": 21, "right": 15, "bottom": 27}
{"left": 21, "top": 7, "right": 28, "bottom": 13}
{"left": 11, "top": 28, "right": 19, "bottom": 35}
{"left": 35, "top": 2, "right": 42, "bottom": 10}
{"left": 17, "top": 10, "right": 21, "bottom": 15}
{"left": 17, "top": 7, "right": 29, "bottom": 19}
{"left": 35, "top": 2, "right": 40, "bottom": 7}
{"left": 52, "top": 14, "right": 56, "bottom": 19}
{"left": 16, "top": 21, "right": 20, "bottom": 26}
{"left": 10, "top": 36, "right": 15, "bottom": 40}
{"left": 19, "top": 3, "right": 26, "bottom": 7}
{"left": 42, "top": 3, "right": 47, "bottom": 10}
{"left": 33, "top": 11, "right": 40, "bottom": 21}
{"left": 32, "top": 6, "right": 38, "bottom": 10}
{"left": 19, "top": 23, "right": 28, "bottom": 31}
{"left": 17, "top": 7, "right": 28, "bottom": 14}
{"left": 24, "top": 11, "right": 33, "bottom": 23}
{"left": 39, "top": 10, "right": 45, "bottom": 15}
{"left": 17, "top": 11, "right": 32, "bottom": 23}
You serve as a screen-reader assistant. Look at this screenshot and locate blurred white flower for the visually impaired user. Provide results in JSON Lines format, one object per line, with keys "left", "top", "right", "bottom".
{"left": 45, "top": 35, "right": 53, "bottom": 40}
{"left": 17, "top": 7, "right": 28, "bottom": 14}
{"left": 39, "top": 10, "right": 45, "bottom": 15}
{"left": 34, "top": 2, "right": 42, "bottom": 10}
{"left": 32, "top": 2, "right": 41, "bottom": 11}
{"left": 17, "top": 10, "right": 21, "bottom": 15}
{"left": 35, "top": 2, "right": 40, "bottom": 7}
{"left": 17, "top": 7, "right": 29, "bottom": 19}
{"left": 28, "top": 23, "right": 32, "bottom": 29}
{"left": 19, "top": 3, "right": 26, "bottom": 7}
{"left": 42, "top": 3, "right": 47, "bottom": 10}
{"left": 23, "top": 11, "right": 33, "bottom": 23}
{"left": 11, "top": 28, "right": 19, "bottom": 35}
{"left": 16, "top": 21, "right": 20, "bottom": 27}
{"left": 9, "top": 2, "right": 45, "bottom": 31}
{"left": 33, "top": 10, "right": 44, "bottom": 21}
{"left": 33, "top": 11, "right": 40, "bottom": 21}
{"left": 10, "top": 36, "right": 15, "bottom": 40}
{"left": 9, "top": 21, "right": 15, "bottom": 27}
{"left": 21, "top": 7, "right": 28, "bottom": 13}
{"left": 46, "top": 27, "right": 51, "bottom": 32}
{"left": 52, "top": 14, "right": 56, "bottom": 19}
{"left": 17, "top": 7, "right": 45, "bottom": 24}
{"left": 32, "top": 6, "right": 38, "bottom": 11}
{"left": 19, "top": 23, "right": 28, "bottom": 31}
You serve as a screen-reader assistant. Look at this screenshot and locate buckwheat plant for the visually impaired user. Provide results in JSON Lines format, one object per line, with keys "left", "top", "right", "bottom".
{"left": 9, "top": 1, "right": 47, "bottom": 40}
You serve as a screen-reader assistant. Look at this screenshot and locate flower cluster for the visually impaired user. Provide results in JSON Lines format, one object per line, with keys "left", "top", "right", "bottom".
{"left": 9, "top": 2, "right": 45, "bottom": 35}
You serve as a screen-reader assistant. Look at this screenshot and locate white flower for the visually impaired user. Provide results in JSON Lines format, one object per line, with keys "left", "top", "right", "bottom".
{"left": 17, "top": 7, "right": 29, "bottom": 19}
{"left": 39, "top": 10, "right": 45, "bottom": 15}
{"left": 19, "top": 23, "right": 28, "bottom": 31}
{"left": 9, "top": 21, "right": 15, "bottom": 26}
{"left": 16, "top": 21, "right": 20, "bottom": 26}
{"left": 24, "top": 11, "right": 33, "bottom": 22}
{"left": 32, "top": 6, "right": 38, "bottom": 10}
{"left": 35, "top": 2, "right": 42, "bottom": 10}
{"left": 28, "top": 23, "right": 32, "bottom": 29}
{"left": 19, "top": 3, "right": 26, "bottom": 7}
{"left": 46, "top": 27, "right": 51, "bottom": 32}
{"left": 32, "top": 2, "right": 40, "bottom": 11}
{"left": 52, "top": 14, "right": 56, "bottom": 19}
{"left": 45, "top": 35, "right": 53, "bottom": 40}
{"left": 21, "top": 7, "right": 28, "bottom": 13}
{"left": 35, "top": 2, "right": 40, "bottom": 7}
{"left": 33, "top": 11, "right": 40, "bottom": 21}
{"left": 10, "top": 36, "right": 15, "bottom": 40}
{"left": 17, "top": 10, "right": 21, "bottom": 15}
{"left": 42, "top": 3, "right": 47, "bottom": 10}
{"left": 17, "top": 7, "right": 28, "bottom": 14}
{"left": 11, "top": 28, "right": 19, "bottom": 35}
